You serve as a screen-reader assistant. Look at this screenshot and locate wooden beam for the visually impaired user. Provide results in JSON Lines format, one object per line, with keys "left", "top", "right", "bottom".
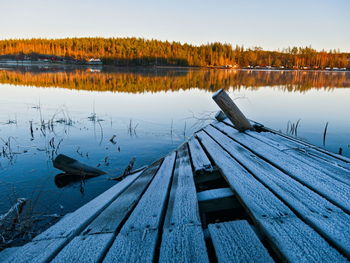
{"left": 212, "top": 89, "right": 253, "bottom": 132}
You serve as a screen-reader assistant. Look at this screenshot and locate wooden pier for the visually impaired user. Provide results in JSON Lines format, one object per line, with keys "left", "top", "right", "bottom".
{"left": 1, "top": 90, "right": 350, "bottom": 262}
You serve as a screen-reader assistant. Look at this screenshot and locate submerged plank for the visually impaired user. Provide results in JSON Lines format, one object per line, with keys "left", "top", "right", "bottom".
{"left": 196, "top": 130, "right": 346, "bottom": 262}
{"left": 103, "top": 152, "right": 176, "bottom": 263}
{"left": 159, "top": 144, "right": 209, "bottom": 263}
{"left": 213, "top": 121, "right": 350, "bottom": 214}
{"left": 209, "top": 220, "right": 274, "bottom": 263}
{"left": 204, "top": 125, "right": 350, "bottom": 257}
{"left": 35, "top": 170, "right": 143, "bottom": 241}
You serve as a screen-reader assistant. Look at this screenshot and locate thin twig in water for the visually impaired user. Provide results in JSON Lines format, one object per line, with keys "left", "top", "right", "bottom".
{"left": 323, "top": 122, "right": 329, "bottom": 146}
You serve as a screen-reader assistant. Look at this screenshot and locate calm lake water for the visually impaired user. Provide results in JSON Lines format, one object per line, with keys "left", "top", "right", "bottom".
{"left": 0, "top": 65, "right": 349, "bottom": 218}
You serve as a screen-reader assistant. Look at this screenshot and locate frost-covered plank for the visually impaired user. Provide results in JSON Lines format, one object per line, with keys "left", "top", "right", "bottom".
{"left": 209, "top": 220, "right": 274, "bottom": 263}
{"left": 2, "top": 238, "right": 66, "bottom": 263}
{"left": 251, "top": 129, "right": 350, "bottom": 169}
{"left": 103, "top": 152, "right": 176, "bottom": 262}
{"left": 205, "top": 125, "right": 350, "bottom": 257}
{"left": 0, "top": 247, "right": 20, "bottom": 262}
{"left": 247, "top": 130, "right": 350, "bottom": 183}
{"left": 35, "top": 170, "right": 143, "bottom": 241}
{"left": 196, "top": 130, "right": 346, "bottom": 262}
{"left": 188, "top": 136, "right": 213, "bottom": 174}
{"left": 52, "top": 233, "right": 114, "bottom": 263}
{"left": 213, "top": 121, "right": 350, "bottom": 214}
{"left": 103, "top": 229, "right": 158, "bottom": 263}
{"left": 197, "top": 187, "right": 233, "bottom": 202}
{"left": 83, "top": 160, "right": 162, "bottom": 234}
{"left": 159, "top": 144, "right": 209, "bottom": 263}
{"left": 159, "top": 225, "right": 209, "bottom": 263}
{"left": 247, "top": 118, "right": 350, "bottom": 164}
{"left": 163, "top": 144, "right": 201, "bottom": 226}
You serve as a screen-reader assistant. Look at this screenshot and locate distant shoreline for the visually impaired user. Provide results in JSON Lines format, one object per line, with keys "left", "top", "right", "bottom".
{"left": 0, "top": 61, "right": 349, "bottom": 73}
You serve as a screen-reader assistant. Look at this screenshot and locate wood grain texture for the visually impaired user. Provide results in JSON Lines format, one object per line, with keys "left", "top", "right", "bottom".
{"left": 213, "top": 121, "right": 350, "bottom": 214}
{"left": 188, "top": 136, "right": 213, "bottom": 174}
{"left": 196, "top": 130, "right": 347, "bottom": 262}
{"left": 82, "top": 160, "right": 162, "bottom": 235}
{"left": 205, "top": 125, "right": 350, "bottom": 257}
{"left": 159, "top": 143, "right": 209, "bottom": 263}
{"left": 209, "top": 220, "right": 274, "bottom": 263}
{"left": 2, "top": 238, "right": 66, "bottom": 263}
{"left": 52, "top": 233, "right": 114, "bottom": 263}
{"left": 103, "top": 152, "right": 176, "bottom": 263}
{"left": 246, "top": 130, "right": 350, "bottom": 184}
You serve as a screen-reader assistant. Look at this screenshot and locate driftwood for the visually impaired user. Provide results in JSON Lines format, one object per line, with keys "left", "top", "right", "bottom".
{"left": 53, "top": 154, "right": 106, "bottom": 177}
{"left": 0, "top": 198, "right": 26, "bottom": 231}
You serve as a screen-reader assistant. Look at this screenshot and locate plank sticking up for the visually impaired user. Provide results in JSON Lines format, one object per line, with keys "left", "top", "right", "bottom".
{"left": 159, "top": 143, "right": 209, "bottom": 263}
{"left": 103, "top": 152, "right": 176, "bottom": 263}
{"left": 196, "top": 130, "right": 347, "bottom": 262}
{"left": 204, "top": 125, "right": 350, "bottom": 257}
{"left": 209, "top": 220, "right": 274, "bottom": 263}
{"left": 213, "top": 121, "right": 350, "bottom": 214}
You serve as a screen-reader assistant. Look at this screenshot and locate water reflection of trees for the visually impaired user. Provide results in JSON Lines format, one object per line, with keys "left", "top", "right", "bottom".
{"left": 0, "top": 68, "right": 349, "bottom": 93}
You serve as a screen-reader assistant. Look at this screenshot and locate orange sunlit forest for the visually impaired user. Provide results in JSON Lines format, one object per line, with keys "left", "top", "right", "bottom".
{"left": 0, "top": 38, "right": 349, "bottom": 68}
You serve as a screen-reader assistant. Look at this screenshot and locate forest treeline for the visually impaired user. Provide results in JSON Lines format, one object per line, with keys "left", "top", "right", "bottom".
{"left": 0, "top": 38, "right": 349, "bottom": 69}
{"left": 0, "top": 68, "right": 348, "bottom": 93}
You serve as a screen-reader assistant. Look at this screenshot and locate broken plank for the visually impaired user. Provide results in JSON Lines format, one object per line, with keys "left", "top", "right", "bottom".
{"left": 204, "top": 125, "right": 350, "bottom": 257}
{"left": 103, "top": 152, "right": 176, "bottom": 263}
{"left": 209, "top": 220, "right": 274, "bottom": 263}
{"left": 196, "top": 130, "right": 346, "bottom": 262}
{"left": 213, "top": 121, "right": 350, "bottom": 214}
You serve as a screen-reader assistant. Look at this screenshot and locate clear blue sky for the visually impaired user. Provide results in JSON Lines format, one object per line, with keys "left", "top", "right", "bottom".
{"left": 1, "top": 0, "right": 349, "bottom": 51}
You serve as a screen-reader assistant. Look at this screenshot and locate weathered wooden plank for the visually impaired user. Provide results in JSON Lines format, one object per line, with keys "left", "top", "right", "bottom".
{"left": 103, "top": 229, "right": 158, "bottom": 263}
{"left": 50, "top": 161, "right": 163, "bottom": 263}
{"left": 0, "top": 247, "right": 20, "bottom": 262}
{"left": 159, "top": 144, "right": 209, "bottom": 263}
{"left": 34, "top": 170, "right": 143, "bottom": 241}
{"left": 160, "top": 225, "right": 210, "bottom": 263}
{"left": 52, "top": 233, "right": 114, "bottom": 263}
{"left": 252, "top": 129, "right": 350, "bottom": 169}
{"left": 246, "top": 130, "right": 350, "bottom": 183}
{"left": 103, "top": 152, "right": 176, "bottom": 263}
{"left": 204, "top": 125, "right": 350, "bottom": 257}
{"left": 209, "top": 220, "right": 274, "bottom": 263}
{"left": 197, "top": 188, "right": 239, "bottom": 212}
{"left": 188, "top": 136, "right": 213, "bottom": 174}
{"left": 213, "top": 121, "right": 350, "bottom": 214}
{"left": 163, "top": 144, "right": 202, "bottom": 227}
{"left": 196, "top": 130, "right": 347, "bottom": 262}
{"left": 248, "top": 119, "right": 350, "bottom": 164}
{"left": 2, "top": 238, "right": 66, "bottom": 263}
{"left": 82, "top": 159, "right": 162, "bottom": 235}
